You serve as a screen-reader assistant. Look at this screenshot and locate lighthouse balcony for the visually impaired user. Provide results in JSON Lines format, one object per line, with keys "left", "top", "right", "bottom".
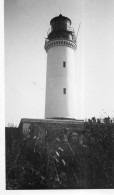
{"left": 45, "top": 37, "right": 76, "bottom": 44}
{"left": 44, "top": 38, "right": 77, "bottom": 52}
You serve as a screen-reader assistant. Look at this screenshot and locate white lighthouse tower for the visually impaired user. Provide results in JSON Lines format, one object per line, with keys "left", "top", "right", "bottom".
{"left": 45, "top": 14, "right": 77, "bottom": 119}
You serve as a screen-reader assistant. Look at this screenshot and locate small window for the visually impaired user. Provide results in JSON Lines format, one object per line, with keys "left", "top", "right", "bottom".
{"left": 63, "top": 61, "right": 66, "bottom": 67}
{"left": 63, "top": 88, "right": 66, "bottom": 94}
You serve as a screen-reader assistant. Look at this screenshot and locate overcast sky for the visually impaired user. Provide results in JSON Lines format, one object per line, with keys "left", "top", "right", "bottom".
{"left": 5, "top": 0, "right": 114, "bottom": 126}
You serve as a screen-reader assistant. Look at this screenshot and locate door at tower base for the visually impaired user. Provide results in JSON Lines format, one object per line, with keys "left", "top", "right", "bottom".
{"left": 45, "top": 45, "right": 76, "bottom": 119}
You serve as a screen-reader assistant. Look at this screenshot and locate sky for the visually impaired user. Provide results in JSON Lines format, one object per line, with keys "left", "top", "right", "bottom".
{"left": 5, "top": 0, "right": 114, "bottom": 126}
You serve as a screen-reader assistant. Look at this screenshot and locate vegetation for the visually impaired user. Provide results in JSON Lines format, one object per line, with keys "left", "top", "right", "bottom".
{"left": 6, "top": 118, "right": 114, "bottom": 189}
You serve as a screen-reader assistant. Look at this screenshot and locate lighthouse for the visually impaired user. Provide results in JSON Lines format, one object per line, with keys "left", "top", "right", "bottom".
{"left": 45, "top": 14, "right": 77, "bottom": 119}
{"left": 19, "top": 14, "right": 84, "bottom": 135}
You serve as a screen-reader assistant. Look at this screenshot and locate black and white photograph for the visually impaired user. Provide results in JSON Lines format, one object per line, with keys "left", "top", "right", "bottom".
{"left": 3, "top": 0, "right": 114, "bottom": 190}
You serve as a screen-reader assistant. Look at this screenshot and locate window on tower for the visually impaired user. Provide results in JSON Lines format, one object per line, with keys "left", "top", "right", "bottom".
{"left": 63, "top": 61, "right": 66, "bottom": 67}
{"left": 63, "top": 88, "right": 66, "bottom": 94}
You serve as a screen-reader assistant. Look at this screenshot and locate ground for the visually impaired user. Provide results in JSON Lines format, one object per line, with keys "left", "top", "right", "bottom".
{"left": 6, "top": 122, "right": 114, "bottom": 189}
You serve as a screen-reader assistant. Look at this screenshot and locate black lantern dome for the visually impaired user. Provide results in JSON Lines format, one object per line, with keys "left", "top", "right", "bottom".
{"left": 50, "top": 14, "right": 71, "bottom": 26}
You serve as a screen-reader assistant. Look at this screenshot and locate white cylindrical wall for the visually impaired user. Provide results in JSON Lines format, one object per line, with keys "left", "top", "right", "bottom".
{"left": 45, "top": 44, "right": 76, "bottom": 119}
